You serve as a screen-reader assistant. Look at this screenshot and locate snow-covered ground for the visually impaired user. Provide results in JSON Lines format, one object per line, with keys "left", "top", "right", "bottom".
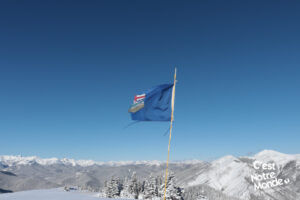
{"left": 0, "top": 188, "right": 129, "bottom": 200}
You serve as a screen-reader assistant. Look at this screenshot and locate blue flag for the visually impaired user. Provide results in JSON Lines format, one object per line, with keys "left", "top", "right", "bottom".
{"left": 129, "top": 84, "right": 174, "bottom": 121}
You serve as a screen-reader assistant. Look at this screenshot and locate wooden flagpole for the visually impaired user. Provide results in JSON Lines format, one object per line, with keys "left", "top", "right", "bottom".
{"left": 163, "top": 68, "right": 177, "bottom": 200}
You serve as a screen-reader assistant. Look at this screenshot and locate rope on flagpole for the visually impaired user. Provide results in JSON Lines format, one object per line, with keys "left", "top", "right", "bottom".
{"left": 163, "top": 68, "right": 177, "bottom": 200}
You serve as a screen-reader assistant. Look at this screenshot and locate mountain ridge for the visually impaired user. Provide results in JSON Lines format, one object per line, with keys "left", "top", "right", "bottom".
{"left": 2, "top": 149, "right": 299, "bottom": 168}
{"left": 0, "top": 155, "right": 205, "bottom": 167}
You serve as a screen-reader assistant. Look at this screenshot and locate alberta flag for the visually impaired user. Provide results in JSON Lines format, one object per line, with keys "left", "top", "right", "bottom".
{"left": 129, "top": 84, "right": 174, "bottom": 121}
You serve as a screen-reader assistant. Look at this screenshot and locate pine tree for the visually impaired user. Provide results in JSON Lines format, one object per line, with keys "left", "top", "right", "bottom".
{"left": 104, "top": 177, "right": 122, "bottom": 198}
{"left": 144, "top": 174, "right": 159, "bottom": 199}
{"left": 112, "top": 177, "right": 122, "bottom": 197}
{"left": 121, "top": 176, "right": 134, "bottom": 198}
{"left": 103, "top": 179, "right": 111, "bottom": 198}
{"left": 130, "top": 172, "right": 140, "bottom": 199}
{"left": 138, "top": 180, "right": 145, "bottom": 199}
{"left": 159, "top": 172, "right": 184, "bottom": 200}
{"left": 120, "top": 172, "right": 140, "bottom": 199}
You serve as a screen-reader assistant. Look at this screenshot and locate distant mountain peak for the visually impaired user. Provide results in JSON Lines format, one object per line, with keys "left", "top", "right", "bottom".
{"left": 212, "top": 155, "right": 237, "bottom": 166}
{"left": 252, "top": 149, "right": 300, "bottom": 166}
{"left": 255, "top": 149, "right": 286, "bottom": 157}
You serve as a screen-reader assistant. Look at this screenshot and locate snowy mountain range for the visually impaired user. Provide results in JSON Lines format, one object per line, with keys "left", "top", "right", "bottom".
{"left": 1, "top": 150, "right": 299, "bottom": 200}
{"left": 0, "top": 155, "right": 203, "bottom": 167}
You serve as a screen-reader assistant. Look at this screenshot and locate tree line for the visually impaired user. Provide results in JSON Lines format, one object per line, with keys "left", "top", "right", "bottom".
{"left": 100, "top": 171, "right": 184, "bottom": 200}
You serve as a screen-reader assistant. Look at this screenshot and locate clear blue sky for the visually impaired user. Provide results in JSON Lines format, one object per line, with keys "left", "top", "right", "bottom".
{"left": 1, "top": 1, "right": 299, "bottom": 161}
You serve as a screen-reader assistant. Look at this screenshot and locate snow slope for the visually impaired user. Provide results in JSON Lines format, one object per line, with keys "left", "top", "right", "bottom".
{"left": 0, "top": 188, "right": 131, "bottom": 200}
{"left": 188, "top": 150, "right": 300, "bottom": 200}
{"left": 188, "top": 155, "right": 254, "bottom": 199}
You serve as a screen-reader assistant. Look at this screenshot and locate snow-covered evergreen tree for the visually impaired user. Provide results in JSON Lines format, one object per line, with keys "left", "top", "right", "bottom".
{"left": 120, "top": 176, "right": 133, "bottom": 198}
{"left": 104, "top": 177, "right": 122, "bottom": 198}
{"left": 138, "top": 180, "right": 145, "bottom": 199}
{"left": 159, "top": 172, "right": 184, "bottom": 200}
{"left": 120, "top": 172, "right": 139, "bottom": 199}
{"left": 143, "top": 174, "right": 159, "bottom": 199}
{"left": 131, "top": 172, "right": 140, "bottom": 198}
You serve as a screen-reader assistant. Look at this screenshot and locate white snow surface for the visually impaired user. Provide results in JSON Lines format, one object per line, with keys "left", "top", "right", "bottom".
{"left": 189, "top": 154, "right": 253, "bottom": 199}
{"left": 0, "top": 155, "right": 203, "bottom": 167}
{"left": 252, "top": 149, "right": 300, "bottom": 165}
{"left": 0, "top": 188, "right": 132, "bottom": 200}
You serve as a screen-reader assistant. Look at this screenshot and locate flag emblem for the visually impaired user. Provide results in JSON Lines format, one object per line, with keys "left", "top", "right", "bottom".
{"left": 134, "top": 94, "right": 145, "bottom": 104}
{"left": 129, "top": 93, "right": 145, "bottom": 113}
